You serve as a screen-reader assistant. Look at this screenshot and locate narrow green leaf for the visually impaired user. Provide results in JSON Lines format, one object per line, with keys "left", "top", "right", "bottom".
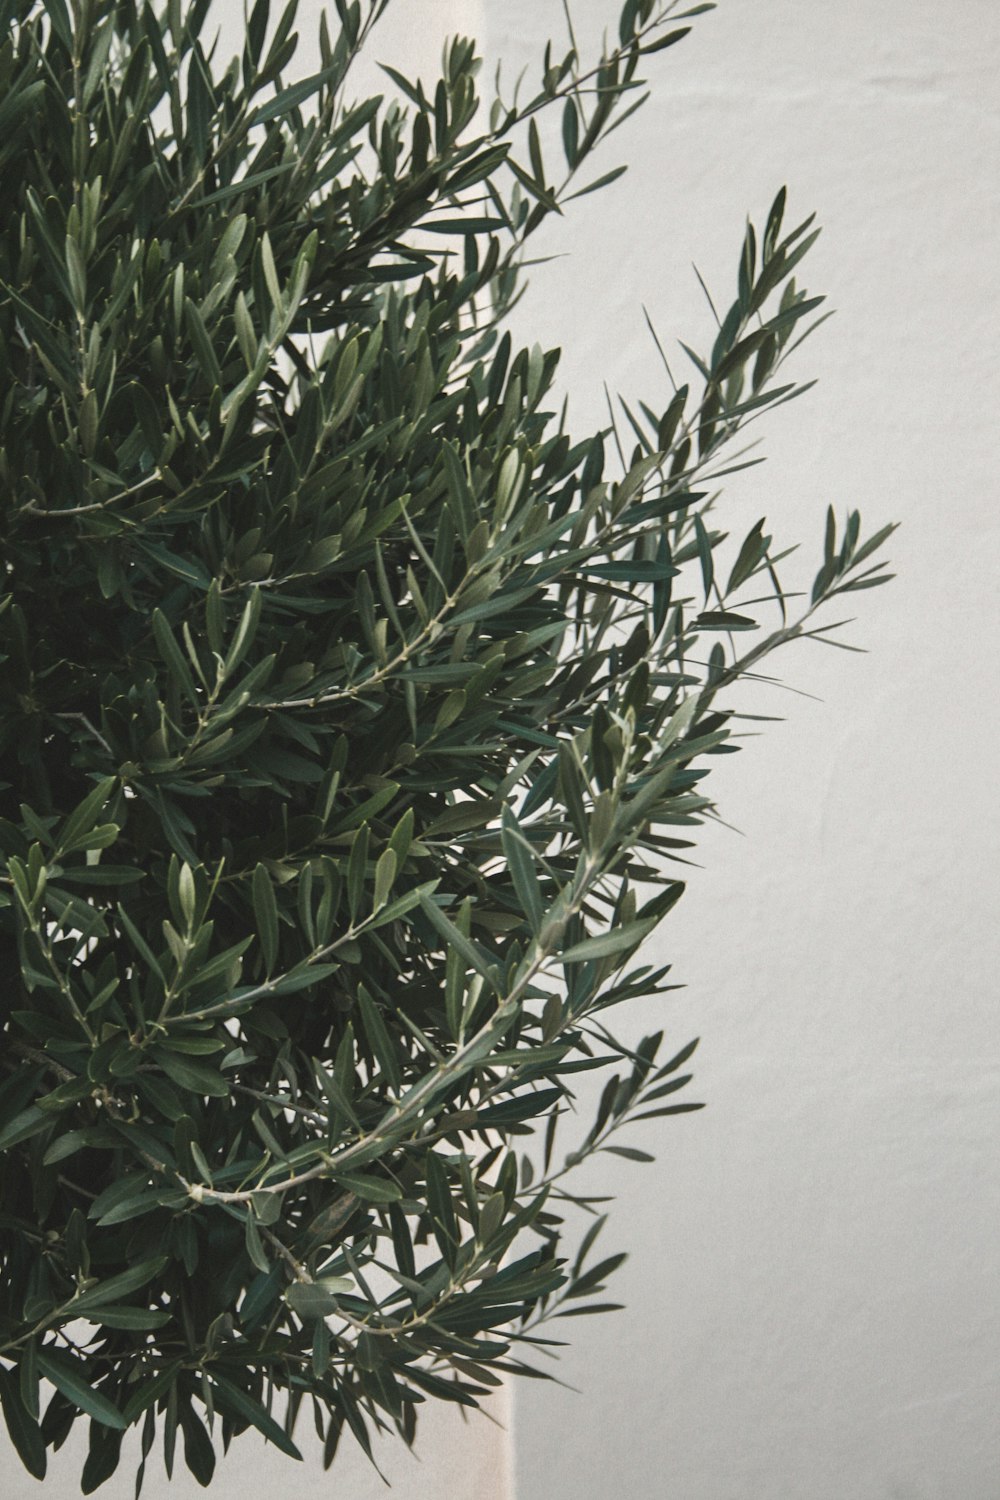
{"left": 184, "top": 297, "right": 223, "bottom": 390}
{"left": 244, "top": 1214, "right": 269, "bottom": 1274}
{"left": 357, "top": 986, "right": 402, "bottom": 1092}
{"left": 37, "top": 1350, "right": 126, "bottom": 1430}
{"left": 331, "top": 1170, "right": 402, "bottom": 1203}
{"left": 417, "top": 892, "right": 495, "bottom": 983}
{"left": 641, "top": 25, "right": 692, "bottom": 55}
{"left": 93, "top": 1307, "right": 171, "bottom": 1331}
{"left": 0, "top": 1106, "right": 50, "bottom": 1154}
{"left": 285, "top": 1278, "right": 353, "bottom": 1319}
{"left": 152, "top": 610, "right": 200, "bottom": 705}
{"left": 71, "top": 1257, "right": 168, "bottom": 1315}
{"left": 726, "top": 519, "right": 769, "bottom": 594}
{"left": 179, "top": 1401, "right": 216, "bottom": 1488}
{"left": 501, "top": 806, "right": 544, "bottom": 932}
{"left": 209, "top": 1375, "right": 302, "bottom": 1460}
{"left": 252, "top": 864, "right": 279, "bottom": 973}
{"left": 564, "top": 164, "right": 628, "bottom": 202}
{"left": 250, "top": 65, "right": 340, "bottom": 126}
{"left": 372, "top": 847, "right": 397, "bottom": 912}
{"left": 694, "top": 610, "right": 758, "bottom": 631}
{"left": 0, "top": 1367, "right": 46, "bottom": 1479}
{"left": 154, "top": 1049, "right": 228, "bottom": 1097}
{"left": 560, "top": 918, "right": 657, "bottom": 964}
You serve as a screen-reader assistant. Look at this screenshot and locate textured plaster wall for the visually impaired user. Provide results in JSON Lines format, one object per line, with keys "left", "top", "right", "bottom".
{"left": 479, "top": 2, "right": 1000, "bottom": 1498}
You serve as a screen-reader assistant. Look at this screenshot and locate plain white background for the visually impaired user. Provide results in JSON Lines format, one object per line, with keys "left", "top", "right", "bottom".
{"left": 4, "top": 2, "right": 998, "bottom": 1497}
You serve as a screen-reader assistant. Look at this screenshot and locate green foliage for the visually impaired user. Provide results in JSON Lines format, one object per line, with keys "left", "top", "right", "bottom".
{"left": 0, "top": 0, "right": 895, "bottom": 1489}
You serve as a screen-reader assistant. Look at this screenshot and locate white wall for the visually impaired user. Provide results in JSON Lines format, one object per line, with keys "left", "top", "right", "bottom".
{"left": 480, "top": 1, "right": 1000, "bottom": 1497}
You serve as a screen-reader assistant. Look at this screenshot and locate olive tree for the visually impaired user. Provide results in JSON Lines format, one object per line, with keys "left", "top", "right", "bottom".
{"left": 0, "top": 0, "right": 894, "bottom": 1489}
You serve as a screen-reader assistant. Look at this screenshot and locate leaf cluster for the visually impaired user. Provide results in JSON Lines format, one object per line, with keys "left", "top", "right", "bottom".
{"left": 0, "top": 0, "right": 895, "bottom": 1489}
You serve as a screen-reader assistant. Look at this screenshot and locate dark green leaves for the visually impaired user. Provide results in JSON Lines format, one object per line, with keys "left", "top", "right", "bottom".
{"left": 56, "top": 777, "right": 119, "bottom": 857}
{"left": 152, "top": 610, "right": 200, "bottom": 704}
{"left": 184, "top": 297, "right": 223, "bottom": 389}
{"left": 417, "top": 892, "right": 496, "bottom": 984}
{"left": 210, "top": 1376, "right": 302, "bottom": 1461}
{"left": 0, "top": 1106, "right": 50, "bottom": 1153}
{"left": 179, "top": 1401, "right": 216, "bottom": 1487}
{"left": 501, "top": 806, "right": 544, "bottom": 932}
{"left": 153, "top": 1049, "right": 228, "bottom": 1097}
{"left": 332, "top": 1170, "right": 402, "bottom": 1203}
{"left": 69, "top": 1257, "right": 168, "bottom": 1316}
{"left": 250, "top": 65, "right": 342, "bottom": 127}
{"left": 694, "top": 610, "right": 758, "bottom": 632}
{"left": 0, "top": 0, "right": 894, "bottom": 1490}
{"left": 285, "top": 1277, "right": 353, "bottom": 1319}
{"left": 93, "top": 1306, "right": 171, "bottom": 1330}
{"left": 726, "top": 519, "right": 771, "bottom": 594}
{"left": 0, "top": 1367, "right": 46, "bottom": 1479}
{"left": 560, "top": 918, "right": 658, "bottom": 965}
{"left": 357, "top": 986, "right": 402, "bottom": 1092}
{"left": 641, "top": 26, "right": 693, "bottom": 56}
{"left": 253, "top": 864, "right": 280, "bottom": 973}
{"left": 36, "top": 1351, "right": 126, "bottom": 1431}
